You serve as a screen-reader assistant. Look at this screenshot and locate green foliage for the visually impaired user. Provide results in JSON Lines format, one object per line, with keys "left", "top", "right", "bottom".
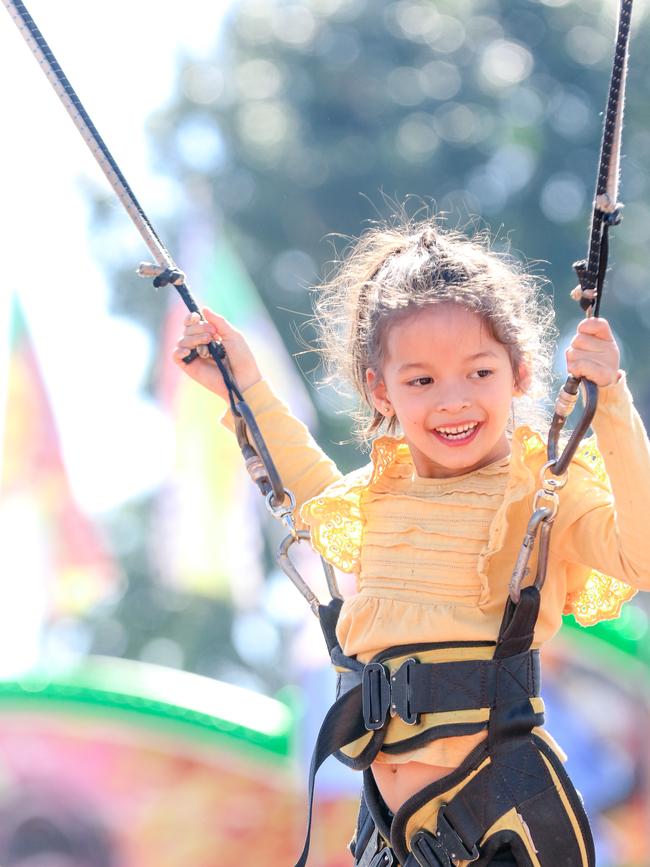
{"left": 152, "top": 0, "right": 650, "bottom": 453}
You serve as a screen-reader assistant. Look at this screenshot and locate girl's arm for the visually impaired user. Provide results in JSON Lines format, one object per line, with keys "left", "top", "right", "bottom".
{"left": 220, "top": 378, "right": 343, "bottom": 515}
{"left": 173, "top": 308, "right": 343, "bottom": 514}
{"left": 555, "top": 318, "right": 650, "bottom": 589}
{"left": 557, "top": 373, "right": 650, "bottom": 590}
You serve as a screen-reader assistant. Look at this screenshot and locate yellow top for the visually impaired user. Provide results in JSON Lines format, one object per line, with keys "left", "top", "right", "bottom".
{"left": 223, "top": 373, "right": 649, "bottom": 766}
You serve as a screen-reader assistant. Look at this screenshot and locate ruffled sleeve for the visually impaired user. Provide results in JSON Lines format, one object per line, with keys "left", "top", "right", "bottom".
{"left": 556, "top": 425, "right": 639, "bottom": 626}
{"left": 299, "top": 464, "right": 371, "bottom": 573}
{"left": 564, "top": 570, "right": 637, "bottom": 626}
{"left": 299, "top": 436, "right": 410, "bottom": 573}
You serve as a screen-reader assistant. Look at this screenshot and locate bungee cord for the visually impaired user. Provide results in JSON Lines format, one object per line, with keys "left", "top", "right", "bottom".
{"left": 547, "top": 0, "right": 633, "bottom": 473}
{"left": 510, "top": 0, "right": 634, "bottom": 602}
{"left": 1, "top": 0, "right": 291, "bottom": 514}
{"left": 572, "top": 0, "right": 632, "bottom": 318}
{"left": 1, "top": 0, "right": 343, "bottom": 610}
{"left": 1, "top": 0, "right": 173, "bottom": 272}
{"left": 2, "top": 0, "right": 635, "bottom": 615}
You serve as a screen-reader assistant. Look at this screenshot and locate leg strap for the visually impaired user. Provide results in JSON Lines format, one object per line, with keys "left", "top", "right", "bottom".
{"left": 350, "top": 778, "right": 397, "bottom": 867}
{"left": 294, "top": 684, "right": 375, "bottom": 867}
{"left": 298, "top": 586, "right": 591, "bottom": 866}
{"left": 389, "top": 735, "right": 594, "bottom": 867}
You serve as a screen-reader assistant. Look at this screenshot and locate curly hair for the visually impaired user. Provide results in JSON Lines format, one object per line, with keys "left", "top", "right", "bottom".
{"left": 313, "top": 215, "right": 557, "bottom": 443}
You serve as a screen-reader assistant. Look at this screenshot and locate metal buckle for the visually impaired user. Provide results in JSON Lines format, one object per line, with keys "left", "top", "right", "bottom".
{"left": 410, "top": 830, "right": 452, "bottom": 867}
{"left": 362, "top": 662, "right": 391, "bottom": 730}
{"left": 436, "top": 806, "right": 480, "bottom": 863}
{"left": 390, "top": 657, "right": 419, "bottom": 725}
{"left": 368, "top": 848, "right": 395, "bottom": 867}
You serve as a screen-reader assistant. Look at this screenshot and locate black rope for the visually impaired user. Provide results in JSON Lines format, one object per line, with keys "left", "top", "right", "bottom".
{"left": 548, "top": 0, "right": 633, "bottom": 476}
{"left": 6, "top": 0, "right": 172, "bottom": 264}
{"left": 3, "top": 0, "right": 287, "bottom": 508}
{"left": 573, "top": 0, "right": 632, "bottom": 311}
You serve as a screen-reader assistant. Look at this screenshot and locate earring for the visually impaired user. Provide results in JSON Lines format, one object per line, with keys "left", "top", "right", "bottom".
{"left": 383, "top": 404, "right": 394, "bottom": 417}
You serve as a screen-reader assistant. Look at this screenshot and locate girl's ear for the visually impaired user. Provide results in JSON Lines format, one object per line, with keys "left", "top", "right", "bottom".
{"left": 514, "top": 362, "right": 531, "bottom": 397}
{"left": 366, "top": 368, "right": 393, "bottom": 416}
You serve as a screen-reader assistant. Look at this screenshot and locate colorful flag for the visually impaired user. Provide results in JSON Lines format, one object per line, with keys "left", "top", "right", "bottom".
{"left": 154, "top": 215, "right": 315, "bottom": 604}
{"left": 0, "top": 295, "right": 118, "bottom": 676}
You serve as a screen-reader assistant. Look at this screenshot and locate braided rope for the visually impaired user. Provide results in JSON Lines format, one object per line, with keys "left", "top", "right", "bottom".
{"left": 573, "top": 0, "right": 633, "bottom": 312}
{"left": 2, "top": 0, "right": 176, "bottom": 272}
{"left": 2, "top": 0, "right": 288, "bottom": 506}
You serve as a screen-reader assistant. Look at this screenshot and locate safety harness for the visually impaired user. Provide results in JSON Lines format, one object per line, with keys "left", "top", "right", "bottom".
{"left": 2, "top": 0, "right": 633, "bottom": 864}
{"left": 295, "top": 590, "right": 592, "bottom": 867}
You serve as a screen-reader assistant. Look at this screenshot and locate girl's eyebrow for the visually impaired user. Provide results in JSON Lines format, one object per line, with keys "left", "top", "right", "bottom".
{"left": 466, "top": 351, "right": 500, "bottom": 361}
{"left": 397, "top": 350, "right": 499, "bottom": 372}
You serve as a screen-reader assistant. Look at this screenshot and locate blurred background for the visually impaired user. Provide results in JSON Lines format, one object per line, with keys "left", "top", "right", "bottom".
{"left": 1, "top": 0, "right": 650, "bottom": 864}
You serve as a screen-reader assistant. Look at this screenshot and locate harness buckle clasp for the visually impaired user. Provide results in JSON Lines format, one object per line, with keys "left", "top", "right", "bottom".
{"left": 362, "top": 663, "right": 391, "bottom": 731}
{"left": 390, "top": 657, "right": 420, "bottom": 726}
{"left": 436, "top": 806, "right": 480, "bottom": 863}
{"left": 411, "top": 806, "right": 479, "bottom": 865}
{"left": 368, "top": 848, "right": 395, "bottom": 867}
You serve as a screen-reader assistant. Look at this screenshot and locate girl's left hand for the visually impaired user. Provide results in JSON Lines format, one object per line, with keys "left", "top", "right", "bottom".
{"left": 565, "top": 317, "right": 621, "bottom": 387}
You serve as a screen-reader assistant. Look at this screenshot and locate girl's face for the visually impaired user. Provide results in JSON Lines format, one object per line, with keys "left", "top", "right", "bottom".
{"left": 367, "top": 304, "right": 526, "bottom": 479}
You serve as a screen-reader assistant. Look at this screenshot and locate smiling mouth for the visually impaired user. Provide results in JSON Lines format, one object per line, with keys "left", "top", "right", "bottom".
{"left": 432, "top": 422, "right": 480, "bottom": 443}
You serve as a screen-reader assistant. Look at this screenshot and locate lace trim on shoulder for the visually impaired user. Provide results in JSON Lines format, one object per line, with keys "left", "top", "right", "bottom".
{"left": 300, "top": 466, "right": 370, "bottom": 573}
{"left": 513, "top": 428, "right": 608, "bottom": 484}
{"left": 572, "top": 436, "right": 609, "bottom": 484}
{"left": 370, "top": 436, "right": 412, "bottom": 481}
{"left": 564, "top": 436, "right": 632, "bottom": 624}
{"left": 564, "top": 570, "right": 637, "bottom": 626}
{"left": 299, "top": 437, "right": 405, "bottom": 573}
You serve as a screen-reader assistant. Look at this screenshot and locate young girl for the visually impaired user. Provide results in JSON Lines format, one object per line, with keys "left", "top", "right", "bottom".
{"left": 173, "top": 220, "right": 650, "bottom": 866}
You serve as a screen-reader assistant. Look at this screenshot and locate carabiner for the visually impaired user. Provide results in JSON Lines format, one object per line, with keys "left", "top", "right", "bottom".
{"left": 266, "top": 488, "right": 298, "bottom": 538}
{"left": 509, "top": 507, "right": 554, "bottom": 603}
{"left": 276, "top": 530, "right": 343, "bottom": 617}
{"left": 547, "top": 377, "right": 598, "bottom": 476}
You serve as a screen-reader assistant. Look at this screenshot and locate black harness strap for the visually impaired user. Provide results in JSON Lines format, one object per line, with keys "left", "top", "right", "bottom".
{"left": 392, "top": 734, "right": 594, "bottom": 867}
{"left": 359, "top": 652, "right": 541, "bottom": 729}
{"left": 297, "top": 586, "right": 546, "bottom": 867}
{"left": 347, "top": 582, "right": 595, "bottom": 867}
{"left": 295, "top": 684, "right": 370, "bottom": 867}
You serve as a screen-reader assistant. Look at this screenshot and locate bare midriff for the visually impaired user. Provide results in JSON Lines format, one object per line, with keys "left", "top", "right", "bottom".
{"left": 371, "top": 760, "right": 454, "bottom": 814}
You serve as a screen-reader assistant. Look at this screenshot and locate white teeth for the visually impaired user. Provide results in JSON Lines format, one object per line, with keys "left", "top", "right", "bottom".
{"left": 435, "top": 421, "right": 478, "bottom": 439}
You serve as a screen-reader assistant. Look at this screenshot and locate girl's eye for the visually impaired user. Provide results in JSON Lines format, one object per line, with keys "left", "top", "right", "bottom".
{"left": 408, "top": 376, "right": 433, "bottom": 387}
{"left": 474, "top": 369, "right": 493, "bottom": 379}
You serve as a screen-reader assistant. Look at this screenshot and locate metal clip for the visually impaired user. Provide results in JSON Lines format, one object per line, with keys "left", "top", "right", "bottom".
{"left": 265, "top": 489, "right": 298, "bottom": 539}
{"left": 368, "top": 848, "right": 395, "bottom": 867}
{"left": 390, "top": 657, "right": 420, "bottom": 725}
{"left": 277, "top": 531, "right": 320, "bottom": 616}
{"left": 137, "top": 262, "right": 165, "bottom": 278}
{"left": 276, "top": 529, "right": 343, "bottom": 617}
{"left": 508, "top": 507, "right": 553, "bottom": 603}
{"left": 538, "top": 460, "right": 569, "bottom": 496}
{"left": 362, "top": 662, "right": 391, "bottom": 730}
{"left": 510, "top": 462, "right": 569, "bottom": 603}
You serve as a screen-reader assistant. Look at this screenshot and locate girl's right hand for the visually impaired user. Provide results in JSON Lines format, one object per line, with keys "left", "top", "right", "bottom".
{"left": 172, "top": 307, "right": 262, "bottom": 402}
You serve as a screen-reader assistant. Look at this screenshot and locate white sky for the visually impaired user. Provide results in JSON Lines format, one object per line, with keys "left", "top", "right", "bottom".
{"left": 0, "top": 0, "right": 235, "bottom": 513}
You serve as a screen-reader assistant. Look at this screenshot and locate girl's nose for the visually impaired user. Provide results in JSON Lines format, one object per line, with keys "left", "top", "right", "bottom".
{"left": 435, "top": 392, "right": 471, "bottom": 414}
